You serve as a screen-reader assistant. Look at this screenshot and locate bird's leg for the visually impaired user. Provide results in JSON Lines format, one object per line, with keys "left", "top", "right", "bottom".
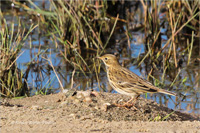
{"left": 113, "top": 95, "right": 139, "bottom": 110}
{"left": 125, "top": 95, "right": 139, "bottom": 109}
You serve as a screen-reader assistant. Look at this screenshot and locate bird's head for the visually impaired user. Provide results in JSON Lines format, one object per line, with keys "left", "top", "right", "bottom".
{"left": 97, "top": 54, "right": 120, "bottom": 67}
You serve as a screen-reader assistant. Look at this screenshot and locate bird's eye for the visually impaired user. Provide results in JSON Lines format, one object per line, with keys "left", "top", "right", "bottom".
{"left": 105, "top": 57, "right": 108, "bottom": 60}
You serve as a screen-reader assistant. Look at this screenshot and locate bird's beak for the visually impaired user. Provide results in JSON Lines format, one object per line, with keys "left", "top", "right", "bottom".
{"left": 96, "top": 56, "right": 102, "bottom": 60}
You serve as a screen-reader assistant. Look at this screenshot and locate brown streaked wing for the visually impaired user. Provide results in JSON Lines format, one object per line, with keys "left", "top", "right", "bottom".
{"left": 117, "top": 67, "right": 160, "bottom": 93}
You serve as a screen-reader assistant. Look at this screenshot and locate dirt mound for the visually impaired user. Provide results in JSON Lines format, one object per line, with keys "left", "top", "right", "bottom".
{"left": 1, "top": 91, "right": 199, "bottom": 132}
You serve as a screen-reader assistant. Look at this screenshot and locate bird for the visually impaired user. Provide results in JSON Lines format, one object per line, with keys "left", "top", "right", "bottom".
{"left": 97, "top": 54, "right": 177, "bottom": 110}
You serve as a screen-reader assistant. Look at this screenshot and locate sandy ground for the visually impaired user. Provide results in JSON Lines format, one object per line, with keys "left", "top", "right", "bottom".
{"left": 1, "top": 91, "right": 200, "bottom": 132}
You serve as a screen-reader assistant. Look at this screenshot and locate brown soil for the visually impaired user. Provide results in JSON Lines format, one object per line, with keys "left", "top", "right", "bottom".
{"left": 1, "top": 91, "right": 200, "bottom": 132}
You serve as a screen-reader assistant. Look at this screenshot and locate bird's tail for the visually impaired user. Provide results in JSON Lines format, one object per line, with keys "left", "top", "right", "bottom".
{"left": 158, "top": 89, "right": 177, "bottom": 96}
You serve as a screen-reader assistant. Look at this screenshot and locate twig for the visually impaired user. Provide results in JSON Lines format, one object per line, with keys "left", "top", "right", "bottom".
{"left": 42, "top": 51, "right": 64, "bottom": 91}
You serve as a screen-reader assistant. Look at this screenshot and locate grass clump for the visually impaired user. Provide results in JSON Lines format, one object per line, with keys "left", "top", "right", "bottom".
{"left": 0, "top": 12, "right": 37, "bottom": 97}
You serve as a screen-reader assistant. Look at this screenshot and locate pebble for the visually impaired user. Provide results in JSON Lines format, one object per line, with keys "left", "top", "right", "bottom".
{"left": 31, "top": 105, "right": 42, "bottom": 110}
{"left": 101, "top": 103, "right": 111, "bottom": 112}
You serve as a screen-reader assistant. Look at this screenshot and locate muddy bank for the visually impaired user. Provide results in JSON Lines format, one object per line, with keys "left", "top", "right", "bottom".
{"left": 1, "top": 91, "right": 199, "bottom": 132}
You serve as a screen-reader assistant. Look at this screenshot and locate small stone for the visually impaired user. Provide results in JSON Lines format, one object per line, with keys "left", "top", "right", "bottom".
{"left": 69, "top": 113, "right": 75, "bottom": 117}
{"left": 60, "top": 101, "right": 68, "bottom": 106}
{"left": 69, "top": 114, "right": 76, "bottom": 119}
{"left": 94, "top": 106, "right": 99, "bottom": 110}
{"left": 12, "top": 105, "right": 18, "bottom": 110}
{"left": 31, "top": 105, "right": 42, "bottom": 110}
{"left": 74, "top": 99, "right": 80, "bottom": 103}
{"left": 57, "top": 99, "right": 62, "bottom": 102}
{"left": 76, "top": 92, "right": 84, "bottom": 99}
{"left": 65, "top": 89, "right": 77, "bottom": 98}
{"left": 81, "top": 90, "right": 91, "bottom": 97}
{"left": 91, "top": 91, "right": 99, "bottom": 97}
{"left": 101, "top": 103, "right": 111, "bottom": 111}
{"left": 84, "top": 97, "right": 92, "bottom": 103}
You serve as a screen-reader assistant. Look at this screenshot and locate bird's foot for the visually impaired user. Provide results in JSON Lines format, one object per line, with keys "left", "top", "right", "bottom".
{"left": 113, "top": 96, "right": 140, "bottom": 110}
{"left": 113, "top": 102, "right": 138, "bottom": 110}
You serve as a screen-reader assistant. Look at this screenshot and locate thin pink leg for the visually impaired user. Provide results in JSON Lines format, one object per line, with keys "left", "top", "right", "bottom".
{"left": 113, "top": 95, "right": 139, "bottom": 110}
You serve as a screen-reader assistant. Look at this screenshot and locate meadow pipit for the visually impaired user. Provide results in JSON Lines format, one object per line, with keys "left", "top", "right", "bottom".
{"left": 98, "top": 54, "right": 177, "bottom": 110}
